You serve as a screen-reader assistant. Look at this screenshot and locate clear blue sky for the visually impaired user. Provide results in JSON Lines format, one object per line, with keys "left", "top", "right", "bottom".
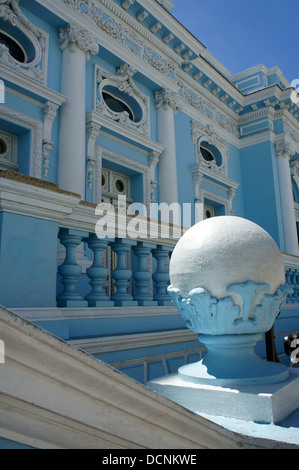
{"left": 171, "top": 0, "right": 298, "bottom": 84}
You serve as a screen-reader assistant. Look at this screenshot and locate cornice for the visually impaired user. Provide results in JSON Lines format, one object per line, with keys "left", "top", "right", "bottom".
{"left": 137, "top": 0, "right": 206, "bottom": 56}
{"left": 0, "top": 67, "right": 66, "bottom": 106}
{"left": 35, "top": 0, "right": 298, "bottom": 126}
{"left": 238, "top": 106, "right": 276, "bottom": 124}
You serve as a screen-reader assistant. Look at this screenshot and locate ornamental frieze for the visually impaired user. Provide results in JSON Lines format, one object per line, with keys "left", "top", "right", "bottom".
{"left": 62, "top": 0, "right": 178, "bottom": 81}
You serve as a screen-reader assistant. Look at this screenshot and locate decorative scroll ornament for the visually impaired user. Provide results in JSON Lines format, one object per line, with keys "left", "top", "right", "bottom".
{"left": 0, "top": 0, "right": 47, "bottom": 83}
{"left": 96, "top": 64, "right": 149, "bottom": 136}
{"left": 191, "top": 121, "right": 228, "bottom": 175}
{"left": 59, "top": 23, "right": 99, "bottom": 59}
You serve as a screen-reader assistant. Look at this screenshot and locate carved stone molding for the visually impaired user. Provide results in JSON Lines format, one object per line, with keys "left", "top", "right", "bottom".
{"left": 275, "top": 140, "right": 296, "bottom": 160}
{"left": 86, "top": 122, "right": 101, "bottom": 190}
{"left": 191, "top": 121, "right": 229, "bottom": 176}
{"left": 96, "top": 64, "right": 150, "bottom": 137}
{"left": 59, "top": 23, "right": 99, "bottom": 59}
{"left": 148, "top": 151, "right": 160, "bottom": 204}
{"left": 43, "top": 102, "right": 59, "bottom": 178}
{"left": 154, "top": 89, "right": 181, "bottom": 114}
{"left": 0, "top": 0, "right": 48, "bottom": 84}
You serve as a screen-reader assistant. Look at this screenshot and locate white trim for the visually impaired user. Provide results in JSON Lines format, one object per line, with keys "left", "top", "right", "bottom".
{"left": 69, "top": 329, "right": 198, "bottom": 355}
{"left": 0, "top": 68, "right": 66, "bottom": 106}
{"left": 12, "top": 305, "right": 179, "bottom": 321}
{"left": 0, "top": 175, "right": 81, "bottom": 222}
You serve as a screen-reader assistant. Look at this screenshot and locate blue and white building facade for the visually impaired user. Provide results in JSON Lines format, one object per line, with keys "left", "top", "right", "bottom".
{"left": 0, "top": 0, "right": 299, "bottom": 387}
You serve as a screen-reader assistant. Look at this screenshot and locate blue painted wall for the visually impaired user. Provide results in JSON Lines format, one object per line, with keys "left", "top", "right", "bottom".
{"left": 0, "top": 212, "right": 58, "bottom": 307}
{"left": 240, "top": 141, "right": 284, "bottom": 249}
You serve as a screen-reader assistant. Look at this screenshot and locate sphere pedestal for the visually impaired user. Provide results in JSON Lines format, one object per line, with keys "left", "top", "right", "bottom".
{"left": 179, "top": 334, "right": 289, "bottom": 387}
{"left": 148, "top": 216, "right": 299, "bottom": 424}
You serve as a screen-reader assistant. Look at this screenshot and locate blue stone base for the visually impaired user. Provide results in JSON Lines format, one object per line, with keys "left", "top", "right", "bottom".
{"left": 113, "top": 300, "right": 138, "bottom": 307}
{"left": 157, "top": 300, "right": 173, "bottom": 306}
{"left": 57, "top": 300, "right": 88, "bottom": 308}
{"left": 136, "top": 300, "right": 158, "bottom": 306}
{"left": 178, "top": 333, "right": 289, "bottom": 387}
{"left": 87, "top": 300, "right": 115, "bottom": 307}
{"left": 148, "top": 370, "right": 299, "bottom": 424}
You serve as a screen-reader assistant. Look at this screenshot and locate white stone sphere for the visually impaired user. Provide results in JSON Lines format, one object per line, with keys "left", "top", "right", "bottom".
{"left": 170, "top": 216, "right": 285, "bottom": 306}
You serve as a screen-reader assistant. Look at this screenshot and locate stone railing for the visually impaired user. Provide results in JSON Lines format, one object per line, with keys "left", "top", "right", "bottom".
{"left": 282, "top": 253, "right": 299, "bottom": 303}
{"left": 56, "top": 227, "right": 174, "bottom": 308}
{"left": 56, "top": 227, "right": 299, "bottom": 310}
{"left": 56, "top": 202, "right": 188, "bottom": 308}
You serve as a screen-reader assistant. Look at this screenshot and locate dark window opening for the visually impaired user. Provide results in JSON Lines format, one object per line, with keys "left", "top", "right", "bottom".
{"left": 115, "top": 179, "right": 125, "bottom": 193}
{"left": 0, "top": 138, "right": 7, "bottom": 155}
{"left": 200, "top": 146, "right": 214, "bottom": 162}
{"left": 0, "top": 32, "right": 26, "bottom": 63}
{"left": 102, "top": 91, "right": 134, "bottom": 121}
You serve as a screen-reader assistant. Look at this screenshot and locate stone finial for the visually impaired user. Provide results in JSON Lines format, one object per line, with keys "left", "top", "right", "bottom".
{"left": 167, "top": 216, "right": 292, "bottom": 385}
{"left": 149, "top": 216, "right": 299, "bottom": 425}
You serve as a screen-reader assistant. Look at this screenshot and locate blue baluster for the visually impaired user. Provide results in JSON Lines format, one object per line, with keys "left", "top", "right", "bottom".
{"left": 294, "top": 270, "right": 299, "bottom": 303}
{"left": 111, "top": 238, "right": 137, "bottom": 306}
{"left": 285, "top": 268, "right": 293, "bottom": 304}
{"left": 133, "top": 242, "right": 157, "bottom": 306}
{"left": 85, "top": 234, "right": 114, "bottom": 307}
{"left": 290, "top": 269, "right": 296, "bottom": 303}
{"left": 152, "top": 245, "right": 173, "bottom": 306}
{"left": 57, "top": 228, "right": 88, "bottom": 307}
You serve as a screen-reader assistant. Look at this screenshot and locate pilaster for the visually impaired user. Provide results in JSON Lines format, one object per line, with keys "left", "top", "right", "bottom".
{"left": 275, "top": 140, "right": 298, "bottom": 255}
{"left": 58, "top": 24, "right": 99, "bottom": 199}
{"left": 155, "top": 89, "right": 180, "bottom": 207}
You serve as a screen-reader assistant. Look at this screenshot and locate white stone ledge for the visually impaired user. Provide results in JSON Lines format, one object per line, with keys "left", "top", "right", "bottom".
{"left": 69, "top": 329, "right": 198, "bottom": 355}
{"left": 0, "top": 306, "right": 254, "bottom": 449}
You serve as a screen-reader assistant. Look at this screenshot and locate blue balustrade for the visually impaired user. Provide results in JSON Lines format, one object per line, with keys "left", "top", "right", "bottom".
{"left": 57, "top": 231, "right": 299, "bottom": 310}
{"left": 57, "top": 228, "right": 88, "bottom": 307}
{"left": 285, "top": 268, "right": 299, "bottom": 303}
{"left": 110, "top": 238, "right": 138, "bottom": 307}
{"left": 133, "top": 242, "right": 157, "bottom": 306}
{"left": 152, "top": 245, "right": 173, "bottom": 306}
{"left": 85, "top": 234, "right": 114, "bottom": 307}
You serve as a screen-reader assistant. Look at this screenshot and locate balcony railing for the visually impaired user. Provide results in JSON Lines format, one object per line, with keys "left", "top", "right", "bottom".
{"left": 283, "top": 253, "right": 299, "bottom": 304}
{"left": 56, "top": 227, "right": 299, "bottom": 309}
{"left": 56, "top": 227, "right": 174, "bottom": 308}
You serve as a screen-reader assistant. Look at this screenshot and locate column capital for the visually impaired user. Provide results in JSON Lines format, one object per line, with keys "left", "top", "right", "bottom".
{"left": 275, "top": 140, "right": 296, "bottom": 159}
{"left": 59, "top": 23, "right": 99, "bottom": 59}
{"left": 154, "top": 88, "right": 180, "bottom": 113}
